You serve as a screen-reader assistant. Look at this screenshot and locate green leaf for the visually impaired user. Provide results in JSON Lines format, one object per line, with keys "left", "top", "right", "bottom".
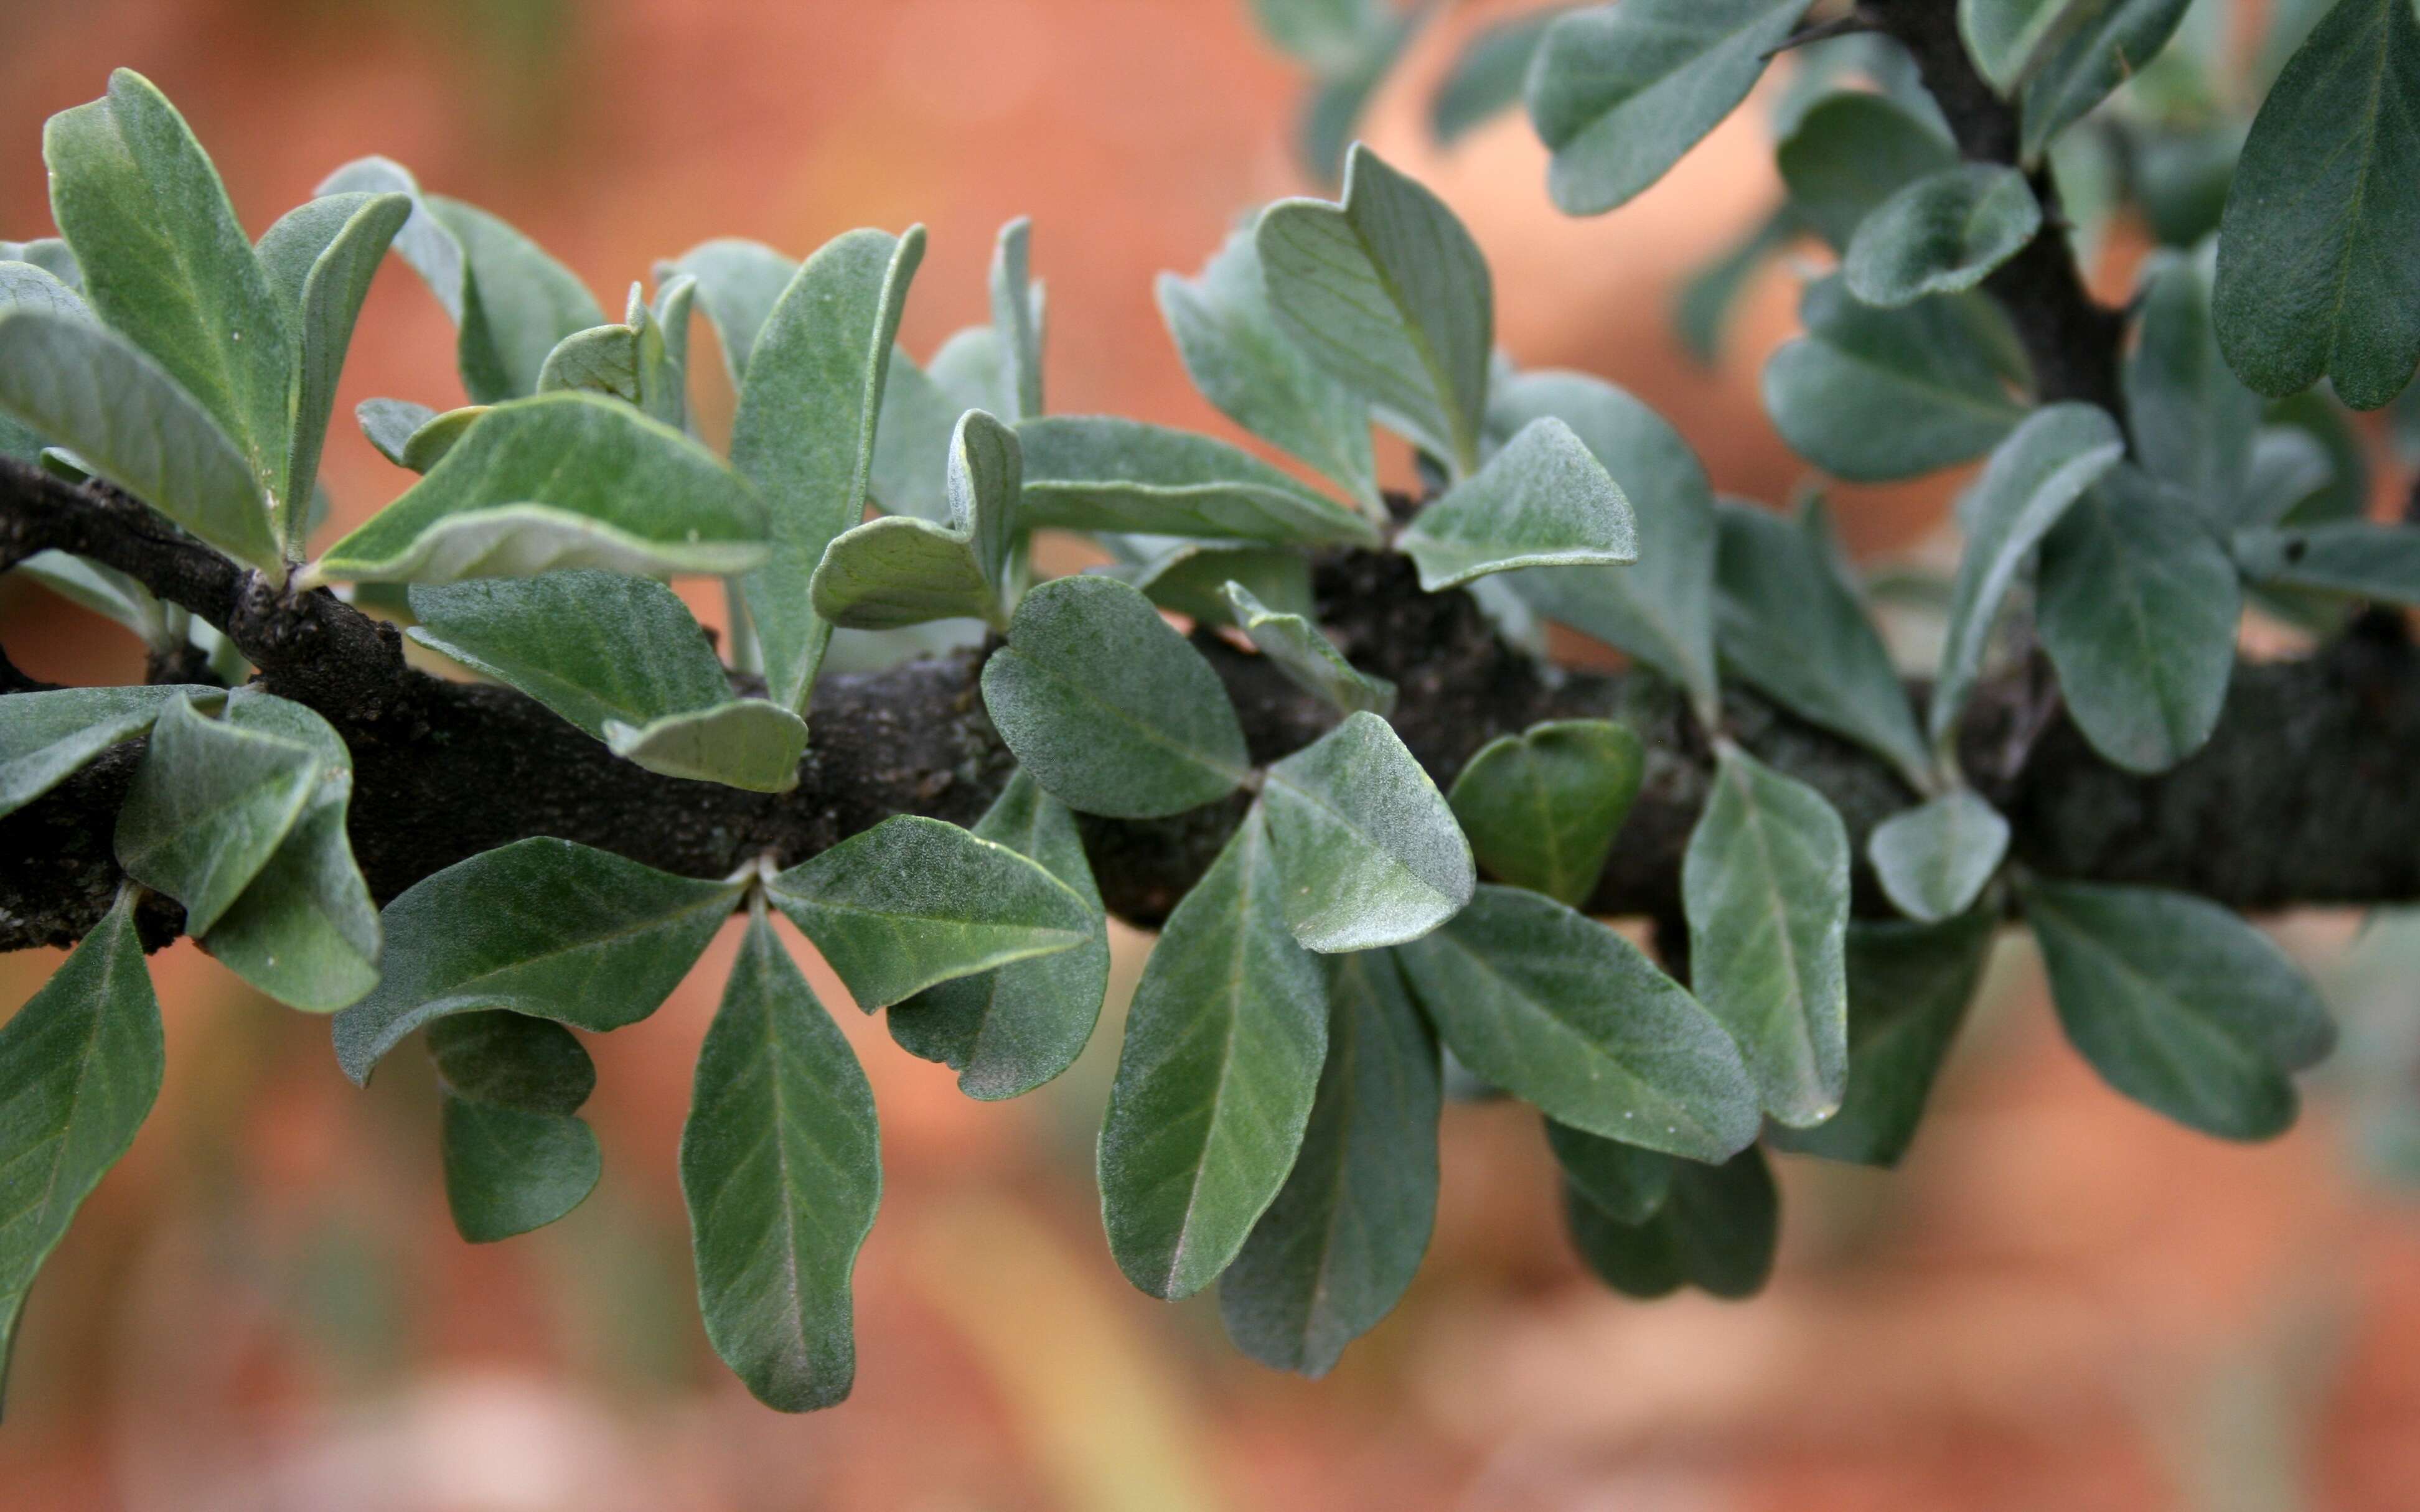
{"left": 258, "top": 192, "right": 412, "bottom": 551}
{"left": 536, "top": 320, "right": 642, "bottom": 404}
{"left": 114, "top": 697, "right": 318, "bottom": 937}
{"left": 2036, "top": 465, "right": 2239, "bottom": 773}
{"left": 319, "top": 157, "right": 605, "bottom": 403}
{"left": 647, "top": 276, "right": 695, "bottom": 431}
{"left": 1250, "top": 0, "right": 1394, "bottom": 72}
{"left": 1931, "top": 402, "right": 2126, "bottom": 745}
{"left": 682, "top": 905, "right": 881, "bottom": 1412}
{"left": 1399, "top": 416, "right": 1636, "bottom": 589}
{"left": 1714, "top": 498, "right": 1931, "bottom": 790}
{"left": 0, "top": 309, "right": 279, "bottom": 572}
{"left": 1158, "top": 228, "right": 1377, "bottom": 508}
{"left": 1869, "top": 791, "right": 2010, "bottom": 924}
{"left": 927, "top": 325, "right": 1013, "bottom": 416}
{"left": 1446, "top": 718, "right": 1643, "bottom": 907}
{"left": 2021, "top": 879, "right": 2335, "bottom": 1140}
{"left": 1262, "top": 712, "right": 1474, "bottom": 953}
{"left": 0, "top": 238, "right": 80, "bottom": 289}
{"left": 2233, "top": 521, "right": 2420, "bottom": 607}
{"left": 1770, "top": 910, "right": 1994, "bottom": 1167}
{"left": 2019, "top": 0, "right": 2197, "bottom": 161}
{"left": 1563, "top": 1145, "right": 1776, "bottom": 1300}
{"left": 1776, "top": 91, "right": 1958, "bottom": 252}
{"left": 980, "top": 574, "right": 1250, "bottom": 819}
{"left": 1016, "top": 416, "right": 1379, "bottom": 548}
{"left": 766, "top": 815, "right": 1092, "bottom": 1010}
{"left": 1394, "top": 884, "right": 1761, "bottom": 1160}
{"left": 1488, "top": 370, "right": 1720, "bottom": 716}
{"left": 1525, "top": 0, "right": 1807, "bottom": 216}
{"left": 0, "top": 887, "right": 162, "bottom": 1412}
{"left": 331, "top": 838, "right": 743, "bottom": 1084}
{"left": 2127, "top": 245, "right": 2263, "bottom": 523}
{"left": 1763, "top": 276, "right": 2032, "bottom": 482}
{"left": 408, "top": 571, "right": 731, "bottom": 740}
{"left": 1100, "top": 807, "right": 1328, "bottom": 1300}
{"left": 868, "top": 346, "right": 962, "bottom": 522}
{"left": 431, "top": 1014, "right": 601, "bottom": 1244}
{"left": 659, "top": 238, "right": 797, "bottom": 388}
{"left": 886, "top": 770, "right": 1110, "bottom": 1100}
{"left": 1958, "top": 0, "right": 2078, "bottom": 90}
{"left": 201, "top": 689, "right": 381, "bottom": 1012}
{"left": 603, "top": 702, "right": 809, "bottom": 794}
{"left": 1682, "top": 744, "right": 1850, "bottom": 1127}
{"left": 1842, "top": 164, "right": 2041, "bottom": 309}
{"left": 810, "top": 409, "right": 1019, "bottom": 631}
{"left": 731, "top": 226, "right": 926, "bottom": 712}
{"left": 2211, "top": 0, "right": 2420, "bottom": 409}
{"left": 1220, "top": 948, "right": 1439, "bottom": 1377}
{"left": 1219, "top": 582, "right": 1395, "bottom": 717}
{"left": 1674, "top": 202, "right": 1800, "bottom": 364}
{"left": 46, "top": 70, "right": 294, "bottom": 494}
{"left": 356, "top": 398, "right": 435, "bottom": 467}
{"left": 988, "top": 218, "right": 1044, "bottom": 421}
{"left": 311, "top": 393, "right": 769, "bottom": 584}
{"left": 1113, "top": 541, "right": 1315, "bottom": 629}
{"left": 0, "top": 684, "right": 220, "bottom": 821}
{"left": 1432, "top": 6, "right": 1576, "bottom": 144}
{"left": 14, "top": 551, "right": 174, "bottom": 651}
{"left": 0, "top": 261, "right": 92, "bottom": 462}
{"left": 1257, "top": 144, "right": 1493, "bottom": 474}
{"left": 1545, "top": 1118, "right": 1674, "bottom": 1226}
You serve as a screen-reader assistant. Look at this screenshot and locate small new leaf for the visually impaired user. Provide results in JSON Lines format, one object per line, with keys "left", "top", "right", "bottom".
{"left": 1842, "top": 164, "right": 2042, "bottom": 309}
{"left": 1564, "top": 1145, "right": 1778, "bottom": 1300}
{"left": 1399, "top": 416, "right": 1637, "bottom": 590}
{"left": 114, "top": 698, "right": 319, "bottom": 938}
{"left": 1219, "top": 582, "right": 1396, "bottom": 717}
{"left": 1447, "top": 718, "right": 1644, "bottom": 908}
{"left": 1869, "top": 791, "right": 2010, "bottom": 924}
{"left": 810, "top": 409, "right": 1020, "bottom": 631}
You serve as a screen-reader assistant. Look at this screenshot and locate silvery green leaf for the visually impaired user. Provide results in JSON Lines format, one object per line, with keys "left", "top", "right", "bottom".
{"left": 202, "top": 688, "right": 380, "bottom": 1012}
{"left": 1525, "top": 0, "right": 1808, "bottom": 216}
{"left": 536, "top": 320, "right": 641, "bottom": 405}
{"left": 1682, "top": 744, "right": 1850, "bottom": 1127}
{"left": 1110, "top": 539, "right": 1315, "bottom": 628}
{"left": 1714, "top": 498, "right": 1932, "bottom": 790}
{"left": 408, "top": 571, "right": 730, "bottom": 740}
{"left": 886, "top": 770, "right": 1110, "bottom": 1100}
{"left": 1016, "top": 416, "right": 1379, "bottom": 548}
{"left": 1544, "top": 1118, "right": 1672, "bottom": 1225}
{"left": 1262, "top": 711, "right": 1475, "bottom": 953}
{"left": 810, "top": 409, "right": 1019, "bottom": 631}
{"left": 604, "top": 702, "right": 809, "bottom": 793}
{"left": 2019, "top": 0, "right": 2197, "bottom": 160}
{"left": 1842, "top": 164, "right": 2041, "bottom": 309}
{"left": 1446, "top": 718, "right": 1643, "bottom": 908}
{"left": 1562, "top": 1145, "right": 1776, "bottom": 1300}
{"left": 1220, "top": 948, "right": 1439, "bottom": 1378}
{"left": 2126, "top": 245, "right": 2263, "bottom": 523}
{"left": 2036, "top": 465, "right": 2239, "bottom": 773}
{"left": 1219, "top": 582, "right": 1395, "bottom": 717}
{"left": 869, "top": 347, "right": 960, "bottom": 522}
{"left": 0, "top": 259, "right": 93, "bottom": 462}
{"left": 0, "top": 238, "right": 81, "bottom": 288}
{"left": 1250, "top": 0, "right": 1395, "bottom": 72}
{"left": 0, "top": 309, "right": 279, "bottom": 572}
{"left": 2233, "top": 521, "right": 2420, "bottom": 607}
{"left": 731, "top": 226, "right": 926, "bottom": 712}
{"left": 392, "top": 404, "right": 486, "bottom": 474}
{"left": 927, "top": 325, "right": 1013, "bottom": 416}
{"left": 1157, "top": 228, "right": 1377, "bottom": 507}
{"left": 114, "top": 697, "right": 319, "bottom": 937}
{"left": 2211, "top": 0, "right": 2420, "bottom": 409}
{"left": 0, "top": 886, "right": 162, "bottom": 1414}
{"left": 1432, "top": 5, "right": 1578, "bottom": 144}
{"left": 1775, "top": 91, "right": 1958, "bottom": 251}
{"left": 1257, "top": 143, "right": 1493, "bottom": 474}
{"left": 357, "top": 398, "right": 436, "bottom": 467}
{"left": 1868, "top": 790, "right": 2010, "bottom": 923}
{"left": 980, "top": 574, "right": 1250, "bottom": 819}
{"left": 311, "top": 393, "right": 769, "bottom": 584}
{"left": 331, "top": 838, "right": 743, "bottom": 1084}
{"left": 2022, "top": 878, "right": 2335, "bottom": 1140}
{"left": 441, "top": 1096, "right": 601, "bottom": 1244}
{"left": 256, "top": 191, "right": 412, "bottom": 551}
{"left": 766, "top": 815, "right": 1093, "bottom": 1010}
{"left": 1931, "top": 402, "right": 2125, "bottom": 746}
{"left": 1488, "top": 370, "right": 1719, "bottom": 716}
{"left": 1770, "top": 910, "right": 1995, "bottom": 1167}
{"left": 15, "top": 551, "right": 174, "bottom": 651}
{"left": 988, "top": 218, "right": 1044, "bottom": 421}
{"left": 1098, "top": 806, "right": 1328, "bottom": 1300}
{"left": 682, "top": 905, "right": 880, "bottom": 1411}
{"left": 319, "top": 157, "right": 605, "bottom": 403}
{"left": 1394, "top": 884, "right": 1761, "bottom": 1161}
{"left": 1399, "top": 416, "right": 1636, "bottom": 590}
{"left": 47, "top": 70, "right": 294, "bottom": 493}
{"left": 0, "top": 684, "right": 221, "bottom": 821}
{"left": 1763, "top": 276, "right": 2032, "bottom": 482}
{"left": 659, "top": 238, "right": 797, "bottom": 388}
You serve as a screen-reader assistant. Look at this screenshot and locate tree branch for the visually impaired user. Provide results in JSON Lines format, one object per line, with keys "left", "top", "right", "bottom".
{"left": 5, "top": 459, "right": 2419, "bottom": 959}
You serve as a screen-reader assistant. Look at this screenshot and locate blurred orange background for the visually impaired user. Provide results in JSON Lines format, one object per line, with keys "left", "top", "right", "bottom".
{"left": 6, "top": 1, "right": 2420, "bottom": 1508}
